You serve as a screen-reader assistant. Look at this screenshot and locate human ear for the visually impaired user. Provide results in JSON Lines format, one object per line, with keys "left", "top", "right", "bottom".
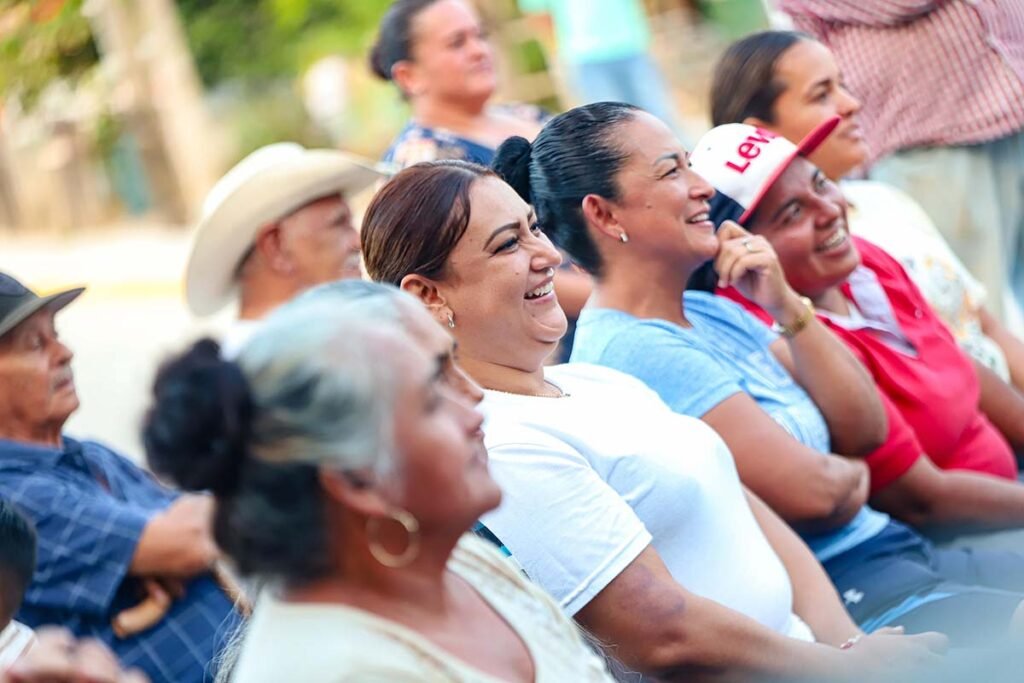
{"left": 742, "top": 115, "right": 777, "bottom": 134}
{"left": 318, "top": 468, "right": 391, "bottom": 519}
{"left": 399, "top": 274, "right": 450, "bottom": 325}
{"left": 391, "top": 60, "right": 424, "bottom": 98}
{"left": 253, "top": 223, "right": 293, "bottom": 274}
{"left": 581, "top": 194, "right": 624, "bottom": 243}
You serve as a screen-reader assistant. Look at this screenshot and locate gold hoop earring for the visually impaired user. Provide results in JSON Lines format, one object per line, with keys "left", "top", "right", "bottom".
{"left": 446, "top": 311, "right": 455, "bottom": 329}
{"left": 366, "top": 509, "right": 421, "bottom": 568}
{"left": 618, "top": 232, "right": 629, "bottom": 244}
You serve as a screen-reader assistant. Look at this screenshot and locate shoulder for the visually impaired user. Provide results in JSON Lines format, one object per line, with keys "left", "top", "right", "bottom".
{"left": 383, "top": 124, "right": 449, "bottom": 168}
{"left": 841, "top": 179, "right": 903, "bottom": 204}
{"left": 77, "top": 439, "right": 138, "bottom": 468}
{"left": 852, "top": 235, "right": 913, "bottom": 283}
{"left": 493, "top": 102, "right": 551, "bottom": 124}
{"left": 547, "top": 362, "right": 662, "bottom": 398}
{"left": 234, "top": 600, "right": 431, "bottom": 682}
{"left": 453, "top": 533, "right": 533, "bottom": 589}
{"left": 686, "top": 289, "right": 765, "bottom": 326}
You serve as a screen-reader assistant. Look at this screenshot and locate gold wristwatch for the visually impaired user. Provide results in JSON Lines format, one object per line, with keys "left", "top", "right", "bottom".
{"left": 771, "top": 296, "right": 815, "bottom": 338}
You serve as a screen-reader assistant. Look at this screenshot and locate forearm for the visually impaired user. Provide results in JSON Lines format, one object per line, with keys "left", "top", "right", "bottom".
{"left": 789, "top": 457, "right": 868, "bottom": 535}
{"left": 769, "top": 301, "right": 886, "bottom": 455}
{"left": 974, "top": 359, "right": 1024, "bottom": 449}
{"left": 610, "top": 592, "right": 848, "bottom": 683}
{"left": 130, "top": 495, "right": 218, "bottom": 577}
{"left": 746, "top": 491, "right": 860, "bottom": 647}
{"left": 923, "top": 471, "right": 1024, "bottom": 531}
{"left": 578, "top": 548, "right": 852, "bottom": 682}
{"left": 703, "top": 399, "right": 868, "bottom": 530}
{"left": 979, "top": 307, "right": 1024, "bottom": 394}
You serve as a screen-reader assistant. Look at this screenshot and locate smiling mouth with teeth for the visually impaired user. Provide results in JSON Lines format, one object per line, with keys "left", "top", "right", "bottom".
{"left": 525, "top": 281, "right": 555, "bottom": 300}
{"left": 816, "top": 226, "right": 848, "bottom": 252}
{"left": 687, "top": 212, "right": 710, "bottom": 224}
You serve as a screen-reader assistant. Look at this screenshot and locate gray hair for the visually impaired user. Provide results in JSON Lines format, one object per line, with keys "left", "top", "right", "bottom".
{"left": 236, "top": 281, "right": 421, "bottom": 477}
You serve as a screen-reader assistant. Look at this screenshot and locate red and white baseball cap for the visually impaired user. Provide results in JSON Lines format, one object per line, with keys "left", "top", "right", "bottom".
{"left": 690, "top": 116, "right": 840, "bottom": 227}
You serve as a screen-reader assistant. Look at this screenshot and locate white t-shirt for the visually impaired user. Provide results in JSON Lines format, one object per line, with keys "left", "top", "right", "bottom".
{"left": 480, "top": 363, "right": 813, "bottom": 641}
{"left": 220, "top": 319, "right": 263, "bottom": 360}
{"left": 230, "top": 534, "right": 614, "bottom": 682}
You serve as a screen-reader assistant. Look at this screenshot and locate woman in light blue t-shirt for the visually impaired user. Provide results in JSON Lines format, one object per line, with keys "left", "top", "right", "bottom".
{"left": 490, "top": 101, "right": 1024, "bottom": 644}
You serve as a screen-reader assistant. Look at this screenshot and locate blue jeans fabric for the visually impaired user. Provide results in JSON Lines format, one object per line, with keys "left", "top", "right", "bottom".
{"left": 824, "top": 521, "right": 1024, "bottom": 643}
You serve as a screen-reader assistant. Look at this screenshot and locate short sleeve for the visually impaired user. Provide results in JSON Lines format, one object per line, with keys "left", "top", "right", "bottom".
{"left": 600, "top": 322, "right": 743, "bottom": 418}
{"left": 2, "top": 475, "right": 150, "bottom": 617}
{"left": 480, "top": 433, "right": 652, "bottom": 616}
{"left": 864, "top": 385, "right": 923, "bottom": 493}
{"left": 383, "top": 133, "right": 443, "bottom": 169}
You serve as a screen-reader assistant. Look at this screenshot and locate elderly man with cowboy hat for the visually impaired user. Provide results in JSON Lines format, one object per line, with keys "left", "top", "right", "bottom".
{"left": 185, "top": 143, "right": 385, "bottom": 357}
{"left": 0, "top": 273, "right": 242, "bottom": 682}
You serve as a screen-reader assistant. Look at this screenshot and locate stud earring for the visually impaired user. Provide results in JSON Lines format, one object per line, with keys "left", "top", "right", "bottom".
{"left": 447, "top": 311, "right": 455, "bottom": 329}
{"left": 618, "top": 232, "right": 629, "bottom": 244}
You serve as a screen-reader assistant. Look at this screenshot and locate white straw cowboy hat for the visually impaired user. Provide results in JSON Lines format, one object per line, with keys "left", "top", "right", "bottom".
{"left": 185, "top": 142, "right": 387, "bottom": 316}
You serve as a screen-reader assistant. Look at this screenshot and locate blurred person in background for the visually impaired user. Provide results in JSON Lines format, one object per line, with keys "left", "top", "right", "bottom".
{"left": 143, "top": 283, "right": 616, "bottom": 683}
{"left": 373, "top": 0, "right": 547, "bottom": 168}
{"left": 776, "top": 1, "right": 1024, "bottom": 323}
{"left": 0, "top": 272, "right": 241, "bottom": 683}
{"left": 517, "top": 0, "right": 684, "bottom": 139}
{"left": 184, "top": 143, "right": 384, "bottom": 358}
{"left": 371, "top": 0, "right": 592, "bottom": 348}
{"left": 362, "top": 158, "right": 950, "bottom": 680}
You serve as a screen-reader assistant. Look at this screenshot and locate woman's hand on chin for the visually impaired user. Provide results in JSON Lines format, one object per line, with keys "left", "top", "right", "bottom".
{"left": 713, "top": 221, "right": 797, "bottom": 317}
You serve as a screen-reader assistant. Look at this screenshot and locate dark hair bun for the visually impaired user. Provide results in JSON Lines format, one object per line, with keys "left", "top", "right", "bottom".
{"left": 368, "top": 42, "right": 392, "bottom": 81}
{"left": 492, "top": 136, "right": 533, "bottom": 202}
{"left": 143, "top": 338, "right": 251, "bottom": 496}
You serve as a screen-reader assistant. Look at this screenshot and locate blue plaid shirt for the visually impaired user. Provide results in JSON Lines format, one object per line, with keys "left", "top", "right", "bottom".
{"left": 0, "top": 437, "right": 241, "bottom": 683}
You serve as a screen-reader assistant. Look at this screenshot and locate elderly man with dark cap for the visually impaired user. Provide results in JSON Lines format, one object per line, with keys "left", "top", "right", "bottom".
{"left": 0, "top": 273, "right": 241, "bottom": 683}
{"left": 184, "top": 143, "right": 385, "bottom": 357}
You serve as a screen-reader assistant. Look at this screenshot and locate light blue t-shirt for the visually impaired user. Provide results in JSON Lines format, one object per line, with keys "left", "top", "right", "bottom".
{"left": 571, "top": 291, "right": 889, "bottom": 562}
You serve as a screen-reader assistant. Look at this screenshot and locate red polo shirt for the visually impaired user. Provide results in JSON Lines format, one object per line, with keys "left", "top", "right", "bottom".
{"left": 719, "top": 237, "right": 1018, "bottom": 491}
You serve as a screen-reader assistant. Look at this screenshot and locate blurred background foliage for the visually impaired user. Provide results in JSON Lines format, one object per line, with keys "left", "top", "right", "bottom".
{"left": 177, "top": 0, "right": 392, "bottom": 87}
{"left": 0, "top": 0, "right": 99, "bottom": 109}
{"left": 177, "top": 0, "right": 405, "bottom": 157}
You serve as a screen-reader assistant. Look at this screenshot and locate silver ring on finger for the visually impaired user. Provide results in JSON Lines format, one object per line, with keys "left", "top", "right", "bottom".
{"left": 742, "top": 237, "right": 760, "bottom": 253}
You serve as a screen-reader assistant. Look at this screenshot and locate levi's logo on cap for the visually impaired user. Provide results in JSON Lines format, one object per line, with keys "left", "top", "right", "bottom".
{"left": 724, "top": 128, "right": 779, "bottom": 174}
{"left": 691, "top": 117, "right": 839, "bottom": 227}
{"left": 690, "top": 122, "right": 809, "bottom": 226}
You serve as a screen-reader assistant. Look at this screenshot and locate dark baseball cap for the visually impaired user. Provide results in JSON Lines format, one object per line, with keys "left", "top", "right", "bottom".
{"left": 0, "top": 273, "right": 84, "bottom": 341}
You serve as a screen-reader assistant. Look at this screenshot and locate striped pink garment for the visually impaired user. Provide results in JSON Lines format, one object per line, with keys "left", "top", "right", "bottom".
{"left": 780, "top": 0, "right": 1024, "bottom": 163}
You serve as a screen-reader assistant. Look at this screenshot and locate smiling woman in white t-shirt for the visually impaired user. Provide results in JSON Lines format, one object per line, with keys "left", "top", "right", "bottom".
{"left": 362, "top": 158, "right": 945, "bottom": 681}
{"left": 143, "top": 283, "right": 614, "bottom": 683}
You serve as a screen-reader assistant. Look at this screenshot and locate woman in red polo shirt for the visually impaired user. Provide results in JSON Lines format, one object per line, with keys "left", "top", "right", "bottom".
{"left": 690, "top": 119, "right": 1024, "bottom": 541}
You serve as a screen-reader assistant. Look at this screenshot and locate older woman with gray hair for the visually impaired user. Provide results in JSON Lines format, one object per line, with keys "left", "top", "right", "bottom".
{"left": 142, "top": 280, "right": 614, "bottom": 683}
